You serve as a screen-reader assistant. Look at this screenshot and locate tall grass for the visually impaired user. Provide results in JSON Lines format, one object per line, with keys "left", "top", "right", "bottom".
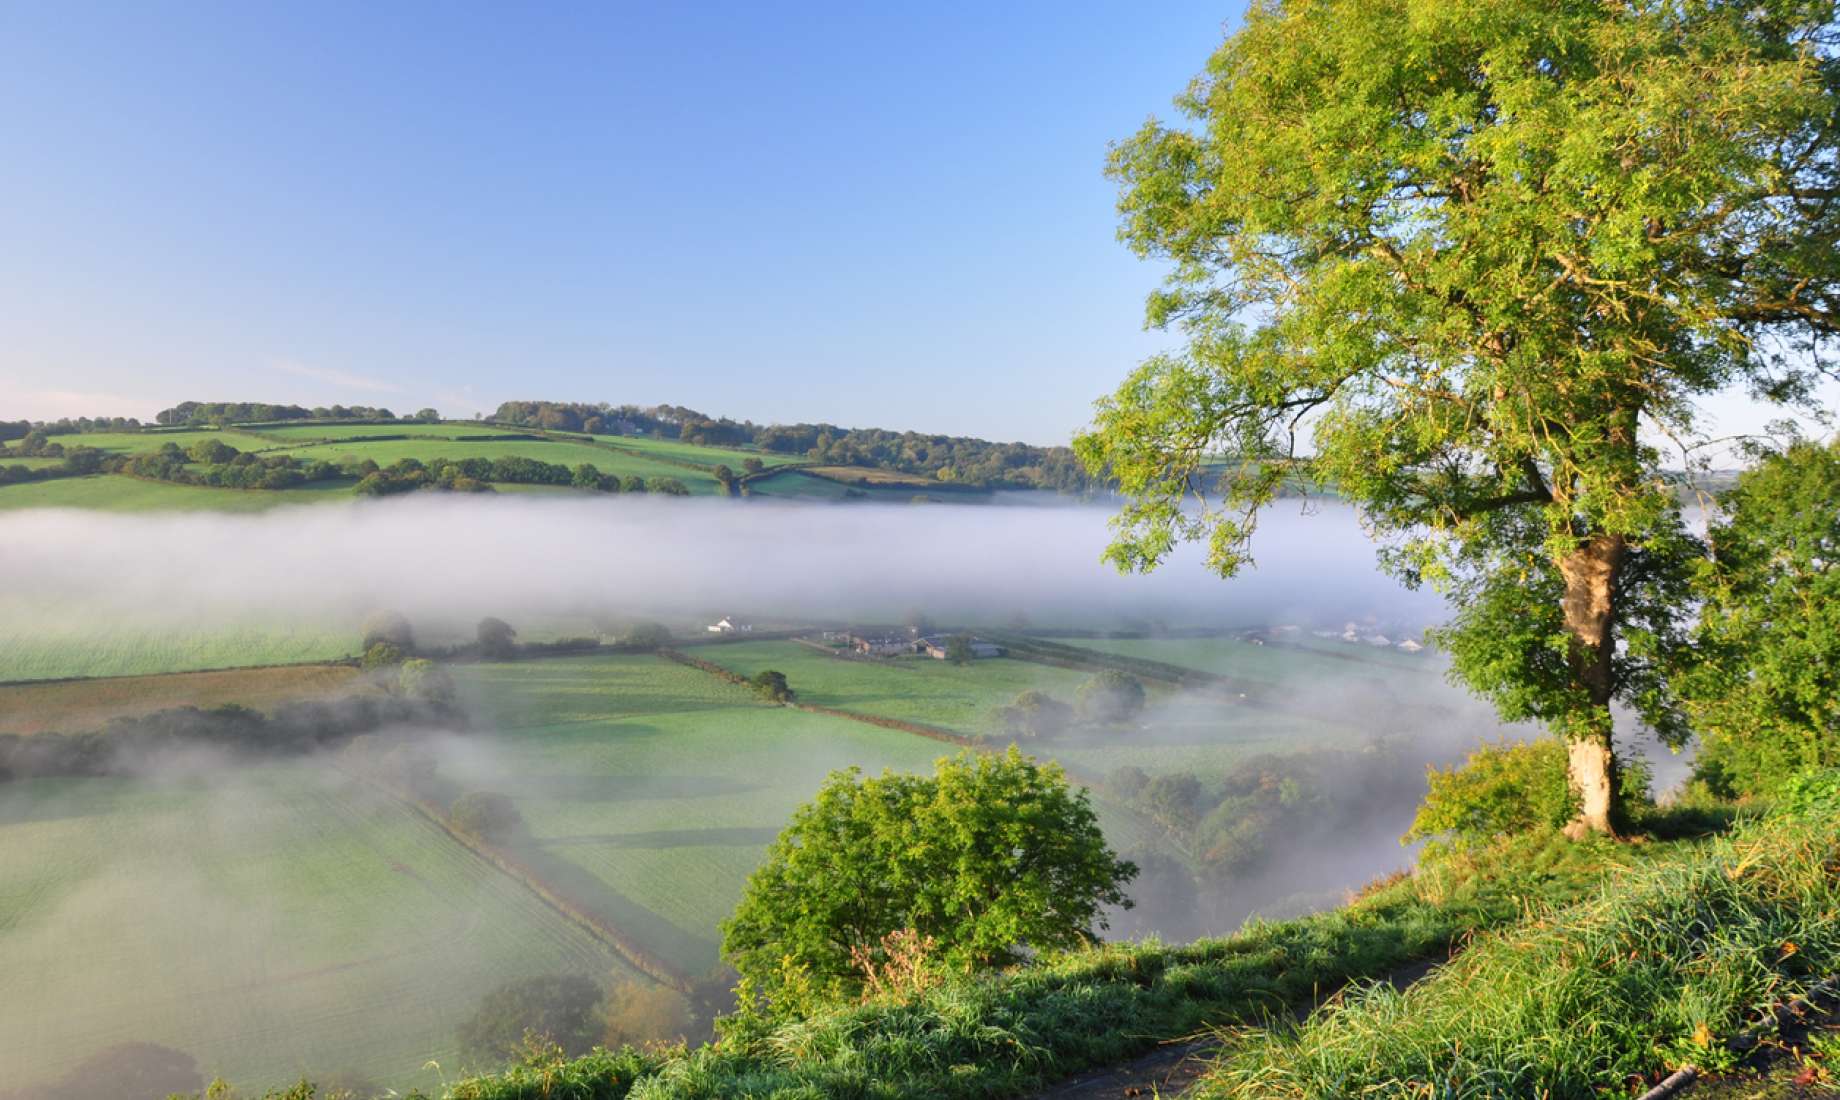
{"left": 411, "top": 846, "right": 1624, "bottom": 1100}
{"left": 1199, "top": 794, "right": 1840, "bottom": 1099}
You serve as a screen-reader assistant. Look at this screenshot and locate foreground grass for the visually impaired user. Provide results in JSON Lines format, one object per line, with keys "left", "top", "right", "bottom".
{"left": 373, "top": 829, "right": 1657, "bottom": 1100}
{"left": 1198, "top": 796, "right": 1840, "bottom": 1099}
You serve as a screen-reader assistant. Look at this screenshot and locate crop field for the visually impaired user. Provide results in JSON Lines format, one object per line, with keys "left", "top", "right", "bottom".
{"left": 0, "top": 761, "right": 641, "bottom": 1094}
{"left": 0, "top": 664, "right": 364, "bottom": 734}
{"left": 0, "top": 625, "right": 357, "bottom": 682}
{"left": 0, "top": 475, "right": 357, "bottom": 513}
{"left": 447, "top": 654, "right": 953, "bottom": 975}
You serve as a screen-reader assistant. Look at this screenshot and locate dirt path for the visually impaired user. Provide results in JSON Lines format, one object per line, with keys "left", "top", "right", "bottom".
{"left": 1032, "top": 958, "right": 1444, "bottom": 1100}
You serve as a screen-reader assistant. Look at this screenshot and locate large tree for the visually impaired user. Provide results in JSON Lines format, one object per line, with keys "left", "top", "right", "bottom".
{"left": 1079, "top": 0, "right": 1840, "bottom": 835}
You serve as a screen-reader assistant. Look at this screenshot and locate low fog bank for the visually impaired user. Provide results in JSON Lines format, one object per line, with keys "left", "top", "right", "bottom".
{"left": 0, "top": 495, "right": 1444, "bottom": 638}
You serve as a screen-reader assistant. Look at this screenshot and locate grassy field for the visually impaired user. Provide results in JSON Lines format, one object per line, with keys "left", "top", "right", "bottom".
{"left": 265, "top": 438, "right": 727, "bottom": 493}
{"left": 1059, "top": 635, "right": 1444, "bottom": 687}
{"left": 447, "top": 654, "right": 954, "bottom": 976}
{"left": 0, "top": 761, "right": 643, "bottom": 1095}
{"left": 0, "top": 625, "right": 357, "bottom": 683}
{"left": 0, "top": 664, "right": 364, "bottom": 734}
{"left": 693, "top": 641, "right": 1371, "bottom": 781}
{"left": 584, "top": 433, "right": 801, "bottom": 469}
{"left": 0, "top": 475, "right": 357, "bottom": 513}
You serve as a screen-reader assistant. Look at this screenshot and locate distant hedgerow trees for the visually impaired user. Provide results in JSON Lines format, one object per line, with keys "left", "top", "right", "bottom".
{"left": 752, "top": 670, "right": 793, "bottom": 703}
{"left": 476, "top": 617, "right": 518, "bottom": 660}
{"left": 458, "top": 975, "right": 604, "bottom": 1063}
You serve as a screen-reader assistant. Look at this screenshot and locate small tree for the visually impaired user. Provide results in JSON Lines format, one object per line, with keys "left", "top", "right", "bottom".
{"left": 624, "top": 621, "right": 672, "bottom": 649}
{"left": 944, "top": 634, "right": 974, "bottom": 666}
{"left": 477, "top": 616, "right": 518, "bottom": 660}
{"left": 620, "top": 475, "right": 647, "bottom": 494}
{"left": 996, "top": 690, "right": 1074, "bottom": 739}
{"left": 721, "top": 748, "right": 1135, "bottom": 1017}
{"left": 1680, "top": 440, "right": 1840, "bottom": 797}
{"left": 398, "top": 658, "right": 455, "bottom": 703}
{"left": 360, "top": 611, "right": 415, "bottom": 654}
{"left": 652, "top": 477, "right": 691, "bottom": 496}
{"left": 1076, "top": 670, "right": 1146, "bottom": 725}
{"left": 361, "top": 641, "right": 405, "bottom": 670}
{"left": 713, "top": 464, "right": 737, "bottom": 497}
{"left": 458, "top": 974, "right": 603, "bottom": 1062}
{"left": 414, "top": 407, "right": 440, "bottom": 422}
{"left": 451, "top": 791, "right": 523, "bottom": 842}
{"left": 742, "top": 457, "right": 764, "bottom": 476}
{"left": 752, "top": 669, "right": 794, "bottom": 703}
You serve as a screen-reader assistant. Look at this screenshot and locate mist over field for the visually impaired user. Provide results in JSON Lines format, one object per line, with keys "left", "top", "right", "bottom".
{"left": 0, "top": 494, "right": 1443, "bottom": 637}
{"left": 0, "top": 495, "right": 1696, "bottom": 1095}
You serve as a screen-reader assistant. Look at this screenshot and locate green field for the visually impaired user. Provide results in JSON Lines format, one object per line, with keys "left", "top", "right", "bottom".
{"left": 0, "top": 624, "right": 357, "bottom": 682}
{"left": 448, "top": 654, "right": 954, "bottom": 976}
{"left": 265, "top": 438, "right": 727, "bottom": 493}
{"left": 0, "top": 762, "right": 642, "bottom": 1094}
{"left": 583, "top": 433, "right": 801, "bottom": 469}
{"left": 695, "top": 641, "right": 1373, "bottom": 781}
{"left": 1058, "top": 635, "right": 1443, "bottom": 687}
{"left": 0, "top": 475, "right": 357, "bottom": 513}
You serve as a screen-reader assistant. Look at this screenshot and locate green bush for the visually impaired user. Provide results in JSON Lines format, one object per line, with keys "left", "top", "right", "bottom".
{"left": 1406, "top": 739, "right": 1576, "bottom": 847}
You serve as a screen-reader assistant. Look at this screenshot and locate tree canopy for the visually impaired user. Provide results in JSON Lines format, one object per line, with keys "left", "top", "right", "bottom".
{"left": 1079, "top": 0, "right": 1840, "bottom": 835}
{"left": 720, "top": 748, "right": 1135, "bottom": 1017}
{"left": 1681, "top": 439, "right": 1840, "bottom": 795}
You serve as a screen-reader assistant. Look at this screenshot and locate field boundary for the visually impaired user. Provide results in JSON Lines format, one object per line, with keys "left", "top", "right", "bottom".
{"left": 337, "top": 761, "right": 695, "bottom": 992}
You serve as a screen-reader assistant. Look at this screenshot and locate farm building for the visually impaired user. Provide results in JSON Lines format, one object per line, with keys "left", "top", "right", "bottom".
{"left": 706, "top": 617, "right": 753, "bottom": 634}
{"left": 915, "top": 636, "right": 1007, "bottom": 660}
{"left": 849, "top": 634, "right": 911, "bottom": 657}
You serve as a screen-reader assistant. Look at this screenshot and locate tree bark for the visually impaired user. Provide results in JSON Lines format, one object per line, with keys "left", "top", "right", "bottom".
{"left": 1558, "top": 532, "right": 1626, "bottom": 838}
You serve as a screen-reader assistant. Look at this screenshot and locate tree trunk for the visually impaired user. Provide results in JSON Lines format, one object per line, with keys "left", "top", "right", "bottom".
{"left": 1558, "top": 532, "right": 1626, "bottom": 839}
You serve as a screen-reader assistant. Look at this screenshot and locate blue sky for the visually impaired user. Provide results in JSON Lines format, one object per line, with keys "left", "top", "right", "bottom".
{"left": 1, "top": 2, "right": 1828, "bottom": 447}
{"left": 0, "top": 1, "right": 1243, "bottom": 441}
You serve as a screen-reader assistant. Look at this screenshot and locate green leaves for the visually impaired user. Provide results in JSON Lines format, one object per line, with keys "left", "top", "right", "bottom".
{"left": 719, "top": 749, "right": 1136, "bottom": 1019}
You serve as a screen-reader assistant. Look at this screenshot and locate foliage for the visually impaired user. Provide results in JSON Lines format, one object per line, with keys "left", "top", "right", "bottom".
{"left": 457, "top": 975, "right": 606, "bottom": 1064}
{"left": 750, "top": 669, "right": 793, "bottom": 703}
{"left": 603, "top": 980, "right": 698, "bottom": 1050}
{"left": 623, "top": 622, "right": 672, "bottom": 649}
{"left": 994, "top": 689, "right": 1074, "bottom": 739}
{"left": 397, "top": 658, "right": 456, "bottom": 703}
{"left": 1074, "top": 669, "right": 1146, "bottom": 725}
{"left": 1203, "top": 799, "right": 1840, "bottom": 1098}
{"left": 943, "top": 634, "right": 974, "bottom": 666}
{"left": 451, "top": 791, "right": 524, "bottom": 842}
{"left": 477, "top": 617, "right": 519, "bottom": 660}
{"left": 1406, "top": 739, "right": 1578, "bottom": 847}
{"left": 719, "top": 747, "right": 1136, "bottom": 1017}
{"left": 361, "top": 641, "right": 405, "bottom": 669}
{"left": 360, "top": 611, "right": 415, "bottom": 653}
{"left": 157, "top": 401, "right": 398, "bottom": 426}
{"left": 1682, "top": 440, "right": 1840, "bottom": 797}
{"left": 1077, "top": 0, "right": 1840, "bottom": 833}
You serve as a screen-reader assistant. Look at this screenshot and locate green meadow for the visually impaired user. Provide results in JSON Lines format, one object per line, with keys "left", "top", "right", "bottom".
{"left": 0, "top": 762, "right": 640, "bottom": 1095}
{"left": 0, "top": 625, "right": 358, "bottom": 683}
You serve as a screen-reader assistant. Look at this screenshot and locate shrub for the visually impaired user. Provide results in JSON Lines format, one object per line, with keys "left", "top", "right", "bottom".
{"left": 398, "top": 658, "right": 455, "bottom": 703}
{"left": 1075, "top": 669, "right": 1146, "bottom": 724}
{"left": 1405, "top": 739, "right": 1576, "bottom": 847}
{"left": 457, "top": 974, "right": 604, "bottom": 1064}
{"left": 751, "top": 669, "right": 793, "bottom": 703}
{"left": 361, "top": 641, "right": 405, "bottom": 670}
{"left": 451, "top": 791, "right": 522, "bottom": 842}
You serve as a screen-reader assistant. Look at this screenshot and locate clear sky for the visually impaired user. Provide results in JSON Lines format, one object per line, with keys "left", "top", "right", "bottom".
{"left": 0, "top": 1, "right": 1247, "bottom": 442}
{"left": 1, "top": 2, "right": 1829, "bottom": 447}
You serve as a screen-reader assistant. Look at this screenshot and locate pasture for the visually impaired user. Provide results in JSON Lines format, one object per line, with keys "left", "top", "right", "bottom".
{"left": 266, "top": 438, "right": 727, "bottom": 493}
{"left": 694, "top": 640, "right": 1384, "bottom": 784}
{"left": 583, "top": 433, "right": 801, "bottom": 469}
{"left": 446, "top": 654, "right": 953, "bottom": 976}
{"left": 0, "top": 761, "right": 641, "bottom": 1094}
{"left": 1058, "top": 635, "right": 1443, "bottom": 687}
{"left": 0, "top": 624, "right": 357, "bottom": 683}
{"left": 0, "top": 664, "right": 364, "bottom": 734}
{"left": 0, "top": 475, "right": 356, "bottom": 513}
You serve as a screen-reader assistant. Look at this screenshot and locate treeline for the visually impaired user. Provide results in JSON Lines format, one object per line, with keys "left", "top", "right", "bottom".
{"left": 492, "top": 400, "right": 1097, "bottom": 492}
{"left": 0, "top": 695, "right": 459, "bottom": 782}
{"left": 155, "top": 401, "right": 435, "bottom": 426}
{"left": 0, "top": 416, "right": 143, "bottom": 441}
{"left": 354, "top": 455, "right": 690, "bottom": 496}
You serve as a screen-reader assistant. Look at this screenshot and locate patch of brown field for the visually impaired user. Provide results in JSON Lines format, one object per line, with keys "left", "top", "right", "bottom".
{"left": 0, "top": 664, "right": 365, "bottom": 734}
{"left": 804, "top": 465, "right": 942, "bottom": 488}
